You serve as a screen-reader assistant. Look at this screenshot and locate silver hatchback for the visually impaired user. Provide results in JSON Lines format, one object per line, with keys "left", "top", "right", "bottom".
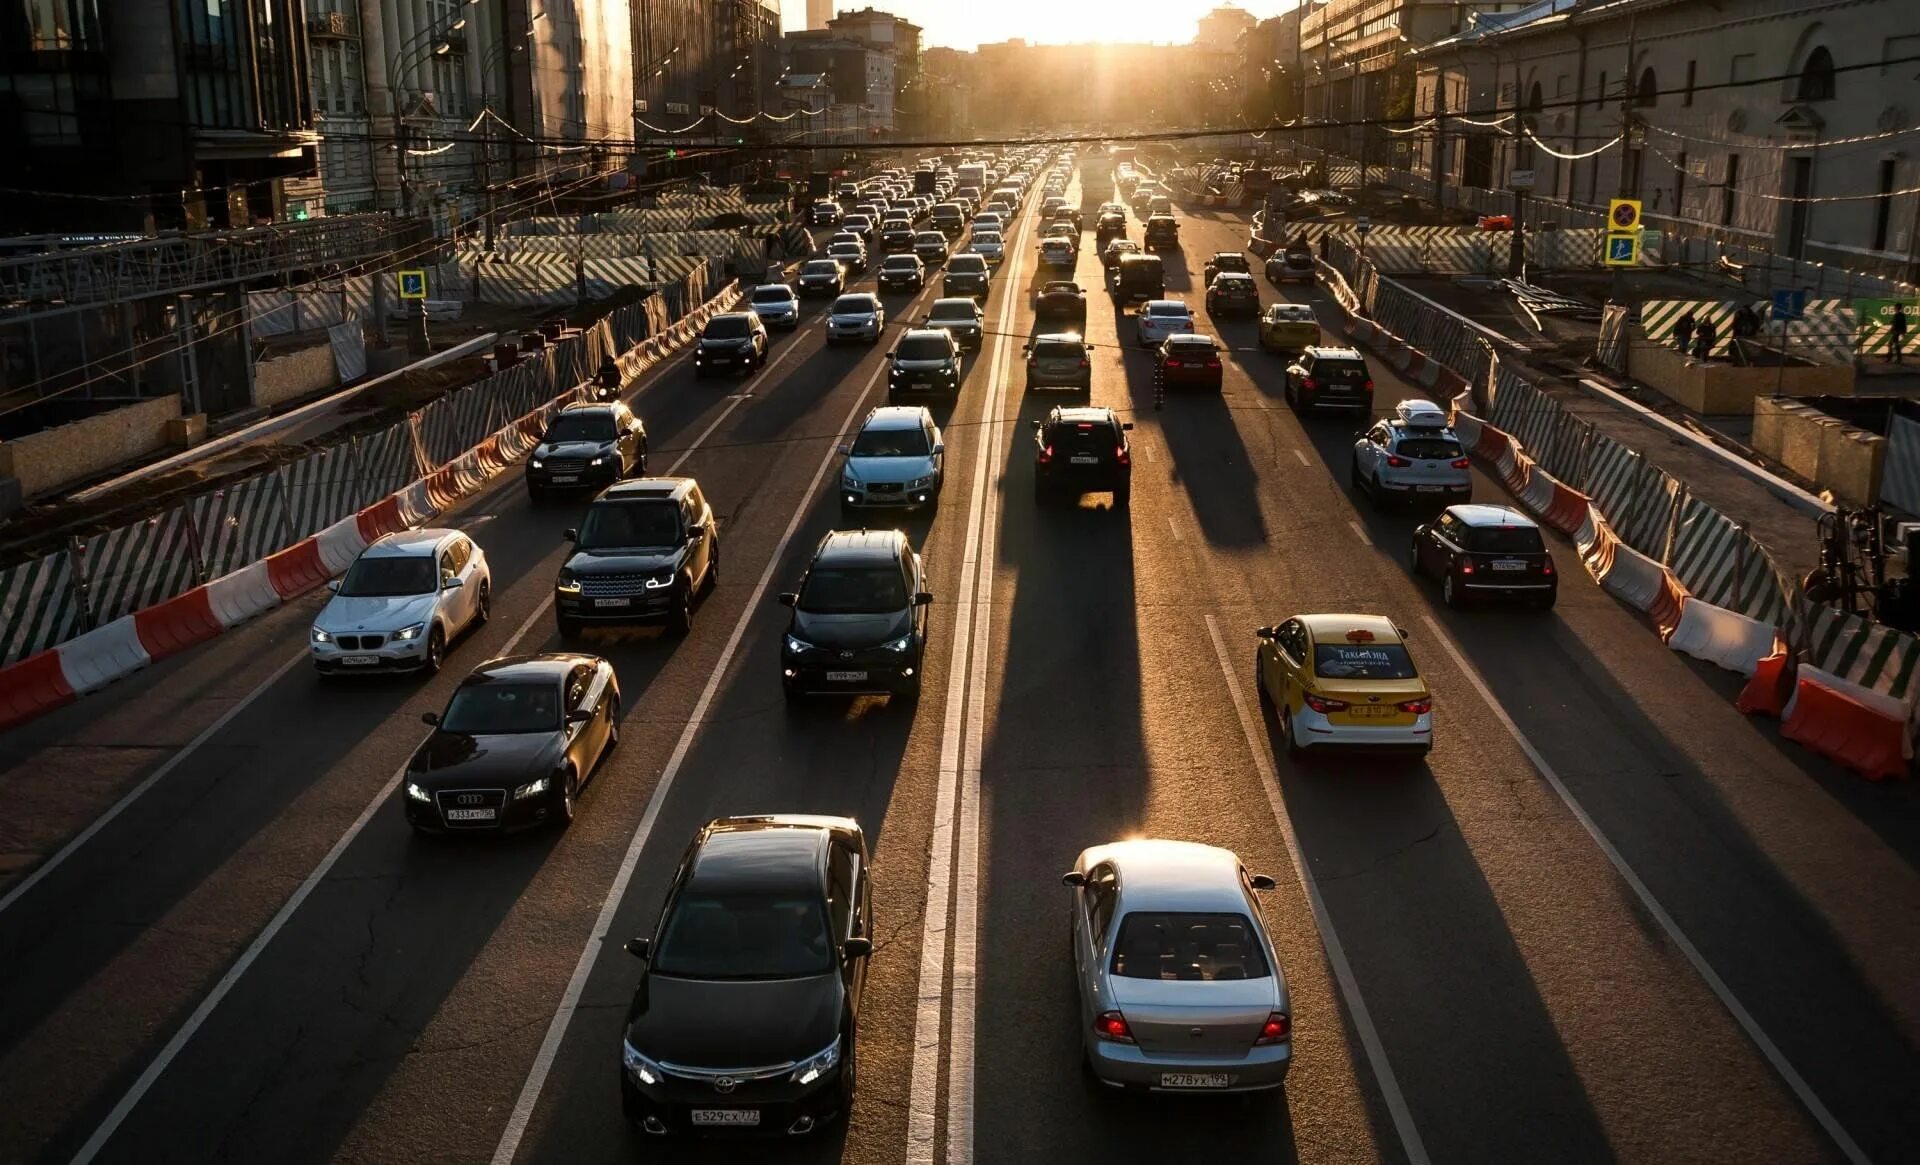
{"left": 1064, "top": 839, "right": 1291, "bottom": 1094}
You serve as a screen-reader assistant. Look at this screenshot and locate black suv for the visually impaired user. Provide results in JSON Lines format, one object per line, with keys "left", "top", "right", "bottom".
{"left": 621, "top": 815, "right": 872, "bottom": 1135}
{"left": 1203, "top": 251, "right": 1252, "bottom": 284}
{"left": 1032, "top": 406, "right": 1133, "bottom": 508}
{"left": 1411, "top": 504, "right": 1558, "bottom": 610}
{"left": 527, "top": 402, "right": 647, "bottom": 499}
{"left": 777, "top": 529, "right": 932, "bottom": 701}
{"left": 555, "top": 478, "right": 718, "bottom": 639}
{"left": 1285, "top": 345, "right": 1375, "bottom": 414}
{"left": 942, "top": 252, "right": 991, "bottom": 301}
{"left": 694, "top": 312, "right": 768, "bottom": 378}
{"left": 1143, "top": 214, "right": 1180, "bottom": 252}
{"left": 887, "top": 329, "right": 963, "bottom": 403}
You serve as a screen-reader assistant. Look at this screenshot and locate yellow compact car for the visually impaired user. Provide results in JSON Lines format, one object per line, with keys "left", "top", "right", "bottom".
{"left": 1254, "top": 614, "right": 1432, "bottom": 757}
{"left": 1258, "top": 302, "right": 1320, "bottom": 355}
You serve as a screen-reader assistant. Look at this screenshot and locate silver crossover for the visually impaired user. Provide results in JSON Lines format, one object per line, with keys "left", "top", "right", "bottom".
{"left": 1064, "top": 839, "right": 1291, "bottom": 1093}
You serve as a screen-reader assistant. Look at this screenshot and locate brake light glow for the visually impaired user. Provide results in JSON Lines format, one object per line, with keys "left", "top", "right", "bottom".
{"left": 1038, "top": 444, "right": 1054, "bottom": 464}
{"left": 1542, "top": 560, "right": 1554, "bottom": 575}
{"left": 1460, "top": 559, "right": 1475, "bottom": 574}
{"left": 1115, "top": 444, "right": 1130, "bottom": 466}
{"left": 1386, "top": 455, "right": 1411, "bottom": 468}
{"left": 1254, "top": 1013, "right": 1291, "bottom": 1045}
{"left": 1399, "top": 698, "right": 1432, "bottom": 714}
{"left": 1363, "top": 378, "right": 1375, "bottom": 392}
{"left": 1206, "top": 359, "right": 1221, "bottom": 368}
{"left": 1451, "top": 457, "right": 1472, "bottom": 469}
{"left": 1165, "top": 358, "right": 1182, "bottom": 367}
{"left": 1300, "top": 376, "right": 1317, "bottom": 391}
{"left": 1077, "top": 422, "right": 1093, "bottom": 429}
{"left": 1303, "top": 693, "right": 1349, "bottom": 713}
{"left": 1094, "top": 1011, "right": 1134, "bottom": 1043}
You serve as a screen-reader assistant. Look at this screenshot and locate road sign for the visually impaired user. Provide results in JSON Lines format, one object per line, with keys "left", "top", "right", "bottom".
{"left": 1603, "top": 233, "right": 1641, "bottom": 266}
{"left": 1608, "top": 198, "right": 1642, "bottom": 231}
{"left": 398, "top": 269, "right": 428, "bottom": 300}
{"left": 1770, "top": 288, "right": 1807, "bottom": 322}
{"left": 1509, "top": 169, "right": 1536, "bottom": 191}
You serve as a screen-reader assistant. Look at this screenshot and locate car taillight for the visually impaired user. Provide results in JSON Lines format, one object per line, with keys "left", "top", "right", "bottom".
{"left": 1386, "top": 455, "right": 1411, "bottom": 468}
{"left": 1115, "top": 444, "right": 1130, "bottom": 465}
{"left": 1300, "top": 376, "right": 1316, "bottom": 391}
{"left": 1206, "top": 359, "right": 1221, "bottom": 368}
{"left": 1399, "top": 698, "right": 1432, "bottom": 714}
{"left": 1363, "top": 378, "right": 1375, "bottom": 392}
{"left": 1542, "top": 559, "right": 1554, "bottom": 576}
{"left": 1094, "top": 1011, "right": 1134, "bottom": 1043}
{"left": 1165, "top": 358, "right": 1182, "bottom": 368}
{"left": 1079, "top": 358, "right": 1091, "bottom": 368}
{"left": 1451, "top": 457, "right": 1472, "bottom": 469}
{"left": 1254, "top": 1013, "right": 1291, "bottom": 1045}
{"left": 1038, "top": 444, "right": 1053, "bottom": 464}
{"left": 1459, "top": 559, "right": 1475, "bottom": 574}
{"left": 1303, "top": 693, "right": 1348, "bottom": 714}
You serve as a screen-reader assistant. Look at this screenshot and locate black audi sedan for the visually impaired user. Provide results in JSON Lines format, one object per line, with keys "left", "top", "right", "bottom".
{"left": 401, "top": 654, "right": 619, "bottom": 834}
{"left": 620, "top": 815, "right": 872, "bottom": 1136}
{"left": 777, "top": 529, "right": 931, "bottom": 702}
{"left": 555, "top": 478, "right": 719, "bottom": 639}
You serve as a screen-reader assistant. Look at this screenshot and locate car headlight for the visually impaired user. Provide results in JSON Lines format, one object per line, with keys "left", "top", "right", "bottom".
{"left": 311, "top": 626, "right": 331, "bottom": 644}
{"left": 588, "top": 456, "right": 606, "bottom": 467}
{"left": 512, "top": 777, "right": 550, "bottom": 801}
{"left": 393, "top": 622, "right": 426, "bottom": 642}
{"left": 883, "top": 634, "right": 913, "bottom": 653}
{"left": 405, "top": 780, "right": 431, "bottom": 803}
{"left": 789, "top": 1036, "right": 842, "bottom": 1086}
{"left": 643, "top": 571, "right": 676, "bottom": 590}
{"left": 623, "top": 1039, "right": 662, "bottom": 1087}
{"left": 529, "top": 458, "right": 544, "bottom": 469}
{"left": 785, "top": 634, "right": 815, "bottom": 654}
{"left": 556, "top": 568, "right": 581, "bottom": 593}
{"left": 909, "top": 475, "right": 934, "bottom": 489}
{"left": 842, "top": 471, "right": 860, "bottom": 489}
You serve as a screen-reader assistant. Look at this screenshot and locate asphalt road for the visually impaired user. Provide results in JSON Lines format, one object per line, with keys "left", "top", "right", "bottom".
{"left": 1, "top": 161, "right": 1917, "bottom": 1165}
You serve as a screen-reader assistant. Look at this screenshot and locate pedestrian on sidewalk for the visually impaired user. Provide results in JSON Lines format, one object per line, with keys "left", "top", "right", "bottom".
{"left": 1673, "top": 309, "right": 1697, "bottom": 355}
{"left": 1731, "top": 302, "right": 1761, "bottom": 341}
{"left": 1693, "top": 317, "right": 1717, "bottom": 361}
{"left": 1891, "top": 304, "right": 1908, "bottom": 364}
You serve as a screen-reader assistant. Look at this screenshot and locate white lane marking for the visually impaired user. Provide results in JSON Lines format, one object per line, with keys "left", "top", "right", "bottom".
{"left": 71, "top": 596, "right": 556, "bottom": 1165}
{"left": 0, "top": 332, "right": 702, "bottom": 925}
{"left": 0, "top": 651, "right": 308, "bottom": 921}
{"left": 662, "top": 337, "right": 809, "bottom": 475}
{"left": 1292, "top": 448, "right": 1312, "bottom": 468}
{"left": 1418, "top": 615, "right": 1872, "bottom": 1165}
{"left": 1203, "top": 615, "right": 1432, "bottom": 1165}
{"left": 906, "top": 177, "right": 1041, "bottom": 1165}
{"left": 1348, "top": 519, "right": 1372, "bottom": 546}
{"left": 488, "top": 339, "right": 911, "bottom": 1165}
{"left": 1167, "top": 514, "right": 1186, "bottom": 543}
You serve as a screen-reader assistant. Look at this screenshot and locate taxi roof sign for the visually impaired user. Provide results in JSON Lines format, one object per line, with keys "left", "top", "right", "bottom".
{"left": 1346, "top": 628, "right": 1376, "bottom": 643}
{"left": 1608, "top": 198, "right": 1642, "bottom": 232}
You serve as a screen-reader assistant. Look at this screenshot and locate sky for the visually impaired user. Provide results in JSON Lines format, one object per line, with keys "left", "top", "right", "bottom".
{"left": 778, "top": 0, "right": 1300, "bottom": 53}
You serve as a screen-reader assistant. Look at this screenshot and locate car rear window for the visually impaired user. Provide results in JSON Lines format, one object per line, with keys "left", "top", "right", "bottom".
{"left": 1046, "top": 419, "right": 1116, "bottom": 452}
{"left": 1313, "top": 642, "right": 1417, "bottom": 680}
{"left": 1148, "top": 303, "right": 1190, "bottom": 317}
{"left": 1466, "top": 525, "right": 1546, "bottom": 553}
{"left": 1314, "top": 359, "right": 1369, "bottom": 383}
{"left": 703, "top": 316, "right": 753, "bottom": 339}
{"left": 1111, "top": 912, "right": 1270, "bottom": 981}
{"left": 1395, "top": 437, "right": 1462, "bottom": 460}
{"left": 1033, "top": 341, "right": 1083, "bottom": 360}
{"left": 1168, "top": 337, "right": 1215, "bottom": 353}
{"left": 898, "top": 335, "right": 952, "bottom": 360}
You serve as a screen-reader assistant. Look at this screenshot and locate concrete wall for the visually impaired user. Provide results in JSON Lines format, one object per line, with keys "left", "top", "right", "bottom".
{"left": 1751, "top": 397, "right": 1885, "bottom": 507}
{"left": 252, "top": 342, "right": 340, "bottom": 410}
{"left": 0, "top": 395, "right": 183, "bottom": 499}
{"left": 1628, "top": 330, "right": 1854, "bottom": 414}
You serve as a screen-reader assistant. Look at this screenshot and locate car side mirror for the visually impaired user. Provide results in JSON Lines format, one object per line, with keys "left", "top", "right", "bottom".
{"left": 420, "top": 711, "right": 440, "bottom": 726}
{"left": 563, "top": 528, "right": 578, "bottom": 543}
{"left": 932, "top": 443, "right": 946, "bottom": 455}
{"left": 1249, "top": 874, "right": 1278, "bottom": 891}
{"left": 842, "top": 937, "right": 873, "bottom": 960}
{"left": 327, "top": 579, "right": 341, "bottom": 593}
{"left": 567, "top": 708, "right": 594, "bottom": 723}
{"left": 777, "top": 591, "right": 799, "bottom": 607}
{"left": 837, "top": 443, "right": 851, "bottom": 455}
{"left": 1060, "top": 871, "right": 1087, "bottom": 887}
{"left": 913, "top": 591, "right": 934, "bottom": 606}
{"left": 1256, "top": 626, "right": 1277, "bottom": 640}
{"left": 1122, "top": 422, "right": 1134, "bottom": 431}
{"left": 442, "top": 576, "right": 464, "bottom": 591}
{"left": 624, "top": 937, "right": 651, "bottom": 960}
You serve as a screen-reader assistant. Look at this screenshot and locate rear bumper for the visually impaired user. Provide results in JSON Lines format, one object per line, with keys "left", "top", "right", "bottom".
{"left": 1459, "top": 576, "right": 1558, "bottom": 601}
{"left": 1375, "top": 479, "right": 1471, "bottom": 502}
{"left": 1296, "top": 389, "right": 1373, "bottom": 412}
{"left": 1295, "top": 707, "right": 1432, "bottom": 751}
{"left": 1087, "top": 1039, "right": 1290, "bottom": 1091}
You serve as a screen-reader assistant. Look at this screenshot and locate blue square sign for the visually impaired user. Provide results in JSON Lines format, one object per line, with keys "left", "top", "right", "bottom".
{"left": 1603, "top": 234, "right": 1639, "bottom": 266}
{"left": 1771, "top": 288, "right": 1807, "bottom": 322}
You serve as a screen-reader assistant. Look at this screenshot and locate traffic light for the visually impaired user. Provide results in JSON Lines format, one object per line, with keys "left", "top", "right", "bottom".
{"left": 666, "top": 148, "right": 680, "bottom": 159}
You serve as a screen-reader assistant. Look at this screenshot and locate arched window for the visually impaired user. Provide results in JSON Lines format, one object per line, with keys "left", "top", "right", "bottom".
{"left": 1797, "top": 46, "right": 1835, "bottom": 101}
{"left": 1635, "top": 68, "right": 1657, "bottom": 107}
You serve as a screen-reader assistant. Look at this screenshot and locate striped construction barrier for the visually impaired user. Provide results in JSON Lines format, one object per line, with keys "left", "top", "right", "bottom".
{"left": 1798, "top": 599, "right": 1920, "bottom": 703}
{"left": 1638, "top": 298, "right": 1854, "bottom": 365}
{"left": 1780, "top": 666, "right": 1909, "bottom": 781}
{"left": 1667, "top": 597, "right": 1777, "bottom": 677}
{"left": 0, "top": 550, "right": 85, "bottom": 667}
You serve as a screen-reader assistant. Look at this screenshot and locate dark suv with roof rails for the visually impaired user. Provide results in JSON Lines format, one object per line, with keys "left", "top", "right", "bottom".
{"left": 777, "top": 529, "right": 932, "bottom": 702}
{"left": 1032, "top": 406, "right": 1133, "bottom": 508}
{"left": 555, "top": 478, "right": 718, "bottom": 639}
{"left": 526, "top": 402, "right": 647, "bottom": 499}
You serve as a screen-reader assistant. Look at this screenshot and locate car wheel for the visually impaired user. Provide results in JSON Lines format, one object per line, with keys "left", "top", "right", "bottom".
{"left": 667, "top": 585, "right": 694, "bottom": 637}
{"left": 555, "top": 765, "right": 577, "bottom": 826}
{"left": 605, "top": 696, "right": 621, "bottom": 753}
{"left": 423, "top": 626, "right": 446, "bottom": 675}
{"left": 1409, "top": 539, "right": 1424, "bottom": 578}
{"left": 474, "top": 580, "right": 491, "bottom": 627}
{"left": 1281, "top": 703, "right": 1306, "bottom": 760}
{"left": 1534, "top": 593, "right": 1557, "bottom": 612}
{"left": 1443, "top": 572, "right": 1467, "bottom": 610}
{"left": 557, "top": 616, "right": 582, "bottom": 642}
{"left": 1255, "top": 657, "right": 1271, "bottom": 707}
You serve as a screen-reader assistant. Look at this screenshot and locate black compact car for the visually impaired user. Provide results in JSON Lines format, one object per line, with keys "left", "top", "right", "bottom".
{"left": 402, "top": 654, "right": 620, "bottom": 834}
{"left": 694, "top": 312, "right": 768, "bottom": 378}
{"left": 878, "top": 254, "right": 926, "bottom": 291}
{"left": 1095, "top": 211, "right": 1127, "bottom": 243}
{"left": 924, "top": 297, "right": 984, "bottom": 351}
{"left": 1205, "top": 272, "right": 1260, "bottom": 317}
{"left": 942, "top": 252, "right": 991, "bottom": 301}
{"left": 1108, "top": 252, "right": 1165, "bottom": 303}
{"left": 777, "top": 529, "right": 932, "bottom": 701}
{"left": 886, "top": 329, "right": 963, "bottom": 403}
{"left": 1285, "top": 345, "right": 1375, "bottom": 414}
{"left": 1203, "top": 251, "right": 1252, "bottom": 284}
{"left": 1032, "top": 405, "right": 1132, "bottom": 508}
{"left": 796, "top": 259, "right": 845, "bottom": 297}
{"left": 1411, "top": 504, "right": 1558, "bottom": 610}
{"left": 880, "top": 225, "right": 916, "bottom": 253}
{"left": 621, "top": 815, "right": 873, "bottom": 1136}
{"left": 1143, "top": 214, "right": 1180, "bottom": 252}
{"left": 1032, "top": 281, "right": 1087, "bottom": 327}
{"left": 556, "top": 478, "right": 719, "bottom": 639}
{"left": 527, "top": 402, "right": 648, "bottom": 499}
{"left": 912, "top": 231, "right": 950, "bottom": 267}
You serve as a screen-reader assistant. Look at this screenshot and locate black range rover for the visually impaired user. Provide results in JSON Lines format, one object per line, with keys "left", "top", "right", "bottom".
{"left": 555, "top": 478, "right": 718, "bottom": 639}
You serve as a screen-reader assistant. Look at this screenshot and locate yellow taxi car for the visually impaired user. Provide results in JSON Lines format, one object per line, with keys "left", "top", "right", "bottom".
{"left": 1254, "top": 614, "right": 1432, "bottom": 757}
{"left": 1258, "top": 302, "right": 1320, "bottom": 356}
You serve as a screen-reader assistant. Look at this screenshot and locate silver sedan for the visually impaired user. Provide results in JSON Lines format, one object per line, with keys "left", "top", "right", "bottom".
{"left": 1063, "top": 839, "right": 1291, "bottom": 1093}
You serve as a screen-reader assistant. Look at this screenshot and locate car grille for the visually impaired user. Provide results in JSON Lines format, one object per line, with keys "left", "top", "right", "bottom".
{"left": 579, "top": 572, "right": 668, "bottom": 597}
{"left": 867, "top": 482, "right": 903, "bottom": 493}
{"left": 542, "top": 457, "right": 591, "bottom": 474}
{"left": 434, "top": 788, "right": 506, "bottom": 827}
{"left": 334, "top": 634, "right": 386, "bottom": 650}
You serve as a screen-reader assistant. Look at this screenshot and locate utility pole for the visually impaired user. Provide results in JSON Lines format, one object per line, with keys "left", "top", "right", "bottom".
{"left": 1508, "top": 57, "right": 1526, "bottom": 278}
{"left": 1609, "top": 15, "right": 1639, "bottom": 302}
{"left": 1430, "top": 69, "right": 1445, "bottom": 202}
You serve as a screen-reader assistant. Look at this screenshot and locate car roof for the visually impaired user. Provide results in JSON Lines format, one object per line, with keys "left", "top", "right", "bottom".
{"left": 803, "top": 259, "right": 839, "bottom": 269}
{"left": 1049, "top": 405, "right": 1118, "bottom": 425}
{"left": 1213, "top": 271, "right": 1255, "bottom": 282}
{"left": 1305, "top": 345, "right": 1364, "bottom": 360}
{"left": 752, "top": 283, "right": 795, "bottom": 295}
{"left": 556, "top": 401, "right": 618, "bottom": 416}
{"left": 687, "top": 820, "right": 832, "bottom": 895}
{"left": 930, "top": 297, "right": 980, "bottom": 312}
{"left": 1144, "top": 299, "right": 1190, "bottom": 311}
{"left": 366, "top": 528, "right": 456, "bottom": 556}
{"left": 862, "top": 405, "right": 932, "bottom": 430}
{"left": 833, "top": 292, "right": 881, "bottom": 305}
{"left": 458, "top": 653, "right": 596, "bottom": 685}
{"left": 815, "top": 528, "right": 908, "bottom": 564}
{"left": 1166, "top": 333, "right": 1216, "bottom": 345}
{"left": 900, "top": 327, "right": 954, "bottom": 343}
{"left": 1084, "top": 839, "right": 1250, "bottom": 914}
{"left": 1296, "top": 613, "right": 1406, "bottom": 644}
{"left": 707, "top": 311, "right": 757, "bottom": 323}
{"left": 597, "top": 476, "right": 696, "bottom": 502}
{"left": 1448, "top": 503, "right": 1538, "bottom": 528}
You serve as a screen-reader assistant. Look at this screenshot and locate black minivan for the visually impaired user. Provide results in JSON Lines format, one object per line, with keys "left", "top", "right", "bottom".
{"left": 1108, "top": 252, "right": 1165, "bottom": 305}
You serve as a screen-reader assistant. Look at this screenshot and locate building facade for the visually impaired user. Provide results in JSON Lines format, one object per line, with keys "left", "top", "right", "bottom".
{"left": 1242, "top": 9, "right": 1306, "bottom": 124}
{"left": 1, "top": 0, "right": 317, "bottom": 232}
{"left": 1194, "top": 6, "right": 1257, "bottom": 125}
{"left": 783, "top": 28, "right": 893, "bottom": 133}
{"left": 825, "top": 7, "right": 919, "bottom": 133}
{"left": 1408, "top": 0, "right": 1920, "bottom": 274}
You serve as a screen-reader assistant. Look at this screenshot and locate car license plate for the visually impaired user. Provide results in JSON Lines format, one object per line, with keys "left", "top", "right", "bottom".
{"left": 710, "top": 357, "right": 731, "bottom": 365}
{"left": 1492, "top": 560, "right": 1527, "bottom": 572}
{"left": 1160, "top": 1073, "right": 1232, "bottom": 1089}
{"left": 825, "top": 670, "right": 868, "bottom": 683}
{"left": 1070, "top": 454, "right": 1099, "bottom": 465}
{"left": 689, "top": 1109, "right": 760, "bottom": 1127}
{"left": 1416, "top": 485, "right": 1444, "bottom": 493}
{"left": 595, "top": 597, "right": 632, "bottom": 609}
{"left": 337, "top": 655, "right": 378, "bottom": 666}
{"left": 445, "top": 808, "right": 497, "bottom": 822}
{"left": 1350, "top": 705, "right": 1397, "bottom": 719}
{"left": 550, "top": 474, "right": 579, "bottom": 484}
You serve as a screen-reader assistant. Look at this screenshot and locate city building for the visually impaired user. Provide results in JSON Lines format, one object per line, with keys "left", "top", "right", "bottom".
{"left": 783, "top": 26, "right": 895, "bottom": 134}
{"left": 825, "top": 8, "right": 919, "bottom": 132}
{"left": 1407, "top": 0, "right": 1920, "bottom": 276}
{"left": 918, "top": 45, "right": 976, "bottom": 138}
{"left": 1194, "top": 6, "right": 1257, "bottom": 125}
{"left": 715, "top": 0, "right": 784, "bottom": 125}
{"left": 1242, "top": 8, "right": 1307, "bottom": 124}
{"left": 0, "top": 0, "right": 317, "bottom": 232}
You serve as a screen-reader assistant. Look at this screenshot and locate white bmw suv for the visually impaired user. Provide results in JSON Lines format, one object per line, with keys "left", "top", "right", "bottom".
{"left": 311, "top": 529, "right": 490, "bottom": 676}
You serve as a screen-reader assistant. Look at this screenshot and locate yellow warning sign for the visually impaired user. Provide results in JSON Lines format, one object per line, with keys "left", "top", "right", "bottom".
{"left": 1608, "top": 198, "right": 1642, "bottom": 232}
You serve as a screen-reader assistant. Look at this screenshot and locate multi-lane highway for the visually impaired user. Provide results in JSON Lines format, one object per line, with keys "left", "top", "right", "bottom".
{"left": 1, "top": 158, "right": 1916, "bottom": 1165}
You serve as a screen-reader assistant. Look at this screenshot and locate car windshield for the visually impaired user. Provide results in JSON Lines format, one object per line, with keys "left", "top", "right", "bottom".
{"left": 1395, "top": 436, "right": 1462, "bottom": 459}
{"left": 1466, "top": 524, "right": 1546, "bottom": 553}
{"left": 883, "top": 257, "right": 918, "bottom": 270}
{"left": 931, "top": 303, "right": 976, "bottom": 321}
{"left": 1313, "top": 641, "right": 1418, "bottom": 680}
{"left": 337, "top": 554, "right": 436, "bottom": 597}
{"left": 851, "top": 426, "right": 931, "bottom": 457}
{"left": 898, "top": 336, "right": 951, "bottom": 360}
{"left": 752, "top": 287, "right": 793, "bottom": 304}
{"left": 799, "top": 565, "right": 909, "bottom": 614}
{"left": 1111, "top": 912, "right": 1270, "bottom": 981}
{"left": 577, "top": 500, "right": 681, "bottom": 551}
{"left": 439, "top": 681, "right": 561, "bottom": 735}
{"left": 543, "top": 413, "right": 616, "bottom": 443}
{"left": 949, "top": 256, "right": 987, "bottom": 272}
{"left": 803, "top": 261, "right": 838, "bottom": 275}
{"left": 916, "top": 233, "right": 944, "bottom": 244}
{"left": 653, "top": 891, "right": 834, "bottom": 979}
{"left": 704, "top": 316, "right": 753, "bottom": 339}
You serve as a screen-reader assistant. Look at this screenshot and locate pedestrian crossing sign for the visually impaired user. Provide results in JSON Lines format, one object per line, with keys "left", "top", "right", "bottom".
{"left": 398, "top": 269, "right": 428, "bottom": 299}
{"left": 1604, "top": 233, "right": 1641, "bottom": 267}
